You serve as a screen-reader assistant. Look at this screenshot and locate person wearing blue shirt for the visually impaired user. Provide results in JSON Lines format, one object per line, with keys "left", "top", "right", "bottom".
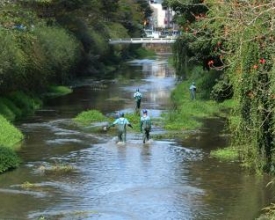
{"left": 108, "top": 112, "right": 133, "bottom": 143}
{"left": 140, "top": 109, "right": 151, "bottom": 144}
{"left": 134, "top": 88, "right": 143, "bottom": 110}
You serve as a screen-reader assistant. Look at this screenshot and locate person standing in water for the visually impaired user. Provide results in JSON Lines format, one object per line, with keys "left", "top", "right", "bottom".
{"left": 134, "top": 88, "right": 142, "bottom": 110}
{"left": 108, "top": 112, "right": 133, "bottom": 143}
{"left": 140, "top": 109, "right": 151, "bottom": 144}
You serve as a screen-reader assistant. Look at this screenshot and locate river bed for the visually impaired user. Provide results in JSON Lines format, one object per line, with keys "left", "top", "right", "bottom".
{"left": 0, "top": 55, "right": 273, "bottom": 220}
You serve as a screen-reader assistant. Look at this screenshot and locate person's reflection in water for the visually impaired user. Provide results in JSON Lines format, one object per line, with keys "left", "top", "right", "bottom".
{"left": 140, "top": 145, "right": 152, "bottom": 172}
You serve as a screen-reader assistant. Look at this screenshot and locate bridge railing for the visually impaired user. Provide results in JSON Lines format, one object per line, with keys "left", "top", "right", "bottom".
{"left": 109, "top": 37, "right": 176, "bottom": 44}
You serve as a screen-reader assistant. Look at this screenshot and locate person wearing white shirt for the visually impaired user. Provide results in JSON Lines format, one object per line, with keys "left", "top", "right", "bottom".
{"left": 189, "top": 82, "right": 197, "bottom": 100}
{"left": 134, "top": 88, "right": 143, "bottom": 110}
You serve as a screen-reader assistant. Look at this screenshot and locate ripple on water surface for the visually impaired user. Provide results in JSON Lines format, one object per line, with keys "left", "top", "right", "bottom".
{"left": 28, "top": 139, "right": 205, "bottom": 220}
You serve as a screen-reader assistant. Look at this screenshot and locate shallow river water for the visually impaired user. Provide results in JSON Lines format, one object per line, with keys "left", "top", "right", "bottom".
{"left": 0, "top": 55, "right": 273, "bottom": 220}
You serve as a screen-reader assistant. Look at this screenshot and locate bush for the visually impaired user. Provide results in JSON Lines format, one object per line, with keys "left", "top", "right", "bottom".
{"left": 44, "top": 85, "right": 72, "bottom": 98}
{"left": 210, "top": 147, "right": 239, "bottom": 161}
{"left": 0, "top": 31, "right": 27, "bottom": 93}
{"left": 73, "top": 110, "right": 108, "bottom": 125}
{"left": 0, "top": 114, "right": 23, "bottom": 147}
{"left": 0, "top": 147, "right": 21, "bottom": 173}
{"left": 34, "top": 24, "right": 80, "bottom": 84}
{"left": 7, "top": 92, "right": 42, "bottom": 116}
{"left": 0, "top": 101, "right": 17, "bottom": 121}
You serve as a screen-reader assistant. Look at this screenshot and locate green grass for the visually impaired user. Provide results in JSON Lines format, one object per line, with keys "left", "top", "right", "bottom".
{"left": 163, "top": 98, "right": 223, "bottom": 131}
{"left": 0, "top": 146, "right": 21, "bottom": 173}
{"left": 122, "top": 113, "right": 140, "bottom": 132}
{"left": 73, "top": 110, "right": 143, "bottom": 134}
{"left": 0, "top": 92, "right": 44, "bottom": 174}
{"left": 163, "top": 78, "right": 236, "bottom": 131}
{"left": 0, "top": 92, "right": 42, "bottom": 121}
{"left": 73, "top": 110, "right": 109, "bottom": 125}
{"left": 0, "top": 114, "right": 22, "bottom": 173}
{"left": 162, "top": 77, "right": 242, "bottom": 164}
{"left": 9, "top": 92, "right": 42, "bottom": 113}
{"left": 0, "top": 114, "right": 23, "bottom": 148}
{"left": 0, "top": 101, "right": 17, "bottom": 122}
{"left": 210, "top": 147, "right": 239, "bottom": 161}
{"left": 45, "top": 85, "right": 73, "bottom": 97}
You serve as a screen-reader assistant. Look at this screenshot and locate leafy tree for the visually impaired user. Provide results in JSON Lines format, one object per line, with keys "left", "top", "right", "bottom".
{"left": 167, "top": 0, "right": 275, "bottom": 173}
{"left": 18, "top": 0, "right": 151, "bottom": 77}
{"left": 0, "top": 0, "right": 153, "bottom": 94}
{"left": 164, "top": 0, "right": 228, "bottom": 100}
{"left": 207, "top": 0, "right": 275, "bottom": 173}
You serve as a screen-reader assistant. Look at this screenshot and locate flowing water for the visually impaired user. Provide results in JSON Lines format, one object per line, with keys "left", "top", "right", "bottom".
{"left": 0, "top": 55, "right": 274, "bottom": 220}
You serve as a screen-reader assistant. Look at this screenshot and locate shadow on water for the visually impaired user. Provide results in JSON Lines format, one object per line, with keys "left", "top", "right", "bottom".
{"left": 0, "top": 55, "right": 274, "bottom": 220}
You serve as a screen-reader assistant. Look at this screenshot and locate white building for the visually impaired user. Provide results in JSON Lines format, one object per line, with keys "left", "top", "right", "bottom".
{"left": 149, "top": 1, "right": 174, "bottom": 29}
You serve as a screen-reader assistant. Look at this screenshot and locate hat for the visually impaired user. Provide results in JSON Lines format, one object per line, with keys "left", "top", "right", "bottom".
{"left": 120, "top": 112, "right": 124, "bottom": 117}
{"left": 142, "top": 109, "right": 147, "bottom": 114}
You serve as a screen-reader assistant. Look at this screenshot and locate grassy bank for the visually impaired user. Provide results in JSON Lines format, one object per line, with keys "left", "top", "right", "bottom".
{"left": 0, "top": 92, "right": 42, "bottom": 122}
{"left": 163, "top": 78, "right": 239, "bottom": 161}
{"left": 43, "top": 85, "right": 73, "bottom": 98}
{"left": 0, "top": 114, "right": 23, "bottom": 173}
{"left": 163, "top": 79, "right": 235, "bottom": 130}
{"left": 0, "top": 92, "right": 42, "bottom": 173}
{"left": 0, "top": 114, "right": 23, "bottom": 148}
{"left": 0, "top": 86, "right": 73, "bottom": 174}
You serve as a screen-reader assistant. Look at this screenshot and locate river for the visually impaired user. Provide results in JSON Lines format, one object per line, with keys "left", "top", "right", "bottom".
{"left": 0, "top": 55, "right": 273, "bottom": 220}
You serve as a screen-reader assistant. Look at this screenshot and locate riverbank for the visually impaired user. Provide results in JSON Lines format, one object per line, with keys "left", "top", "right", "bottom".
{"left": 0, "top": 86, "right": 73, "bottom": 173}
{"left": 0, "top": 114, "right": 23, "bottom": 173}
{"left": 0, "top": 91, "right": 41, "bottom": 173}
{"left": 160, "top": 78, "right": 239, "bottom": 161}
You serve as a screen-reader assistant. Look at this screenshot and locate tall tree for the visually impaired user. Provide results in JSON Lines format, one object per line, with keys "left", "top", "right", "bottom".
{"left": 166, "top": 0, "right": 275, "bottom": 173}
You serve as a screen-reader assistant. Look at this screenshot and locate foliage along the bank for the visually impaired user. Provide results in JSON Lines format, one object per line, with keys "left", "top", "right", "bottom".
{"left": 0, "top": 0, "right": 152, "bottom": 95}
{"left": 164, "top": 0, "right": 275, "bottom": 173}
{"left": 0, "top": 147, "right": 21, "bottom": 173}
{"left": 74, "top": 110, "right": 109, "bottom": 125}
{"left": 0, "top": 114, "right": 23, "bottom": 148}
{"left": 0, "top": 0, "right": 152, "bottom": 172}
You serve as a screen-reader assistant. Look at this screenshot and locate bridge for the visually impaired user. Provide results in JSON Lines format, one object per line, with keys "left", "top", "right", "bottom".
{"left": 109, "top": 37, "right": 176, "bottom": 44}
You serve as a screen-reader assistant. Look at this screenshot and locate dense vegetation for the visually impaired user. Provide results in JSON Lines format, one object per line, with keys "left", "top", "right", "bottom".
{"left": 0, "top": 0, "right": 153, "bottom": 172}
{"left": 0, "top": 0, "right": 152, "bottom": 94}
{"left": 163, "top": 0, "right": 275, "bottom": 174}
